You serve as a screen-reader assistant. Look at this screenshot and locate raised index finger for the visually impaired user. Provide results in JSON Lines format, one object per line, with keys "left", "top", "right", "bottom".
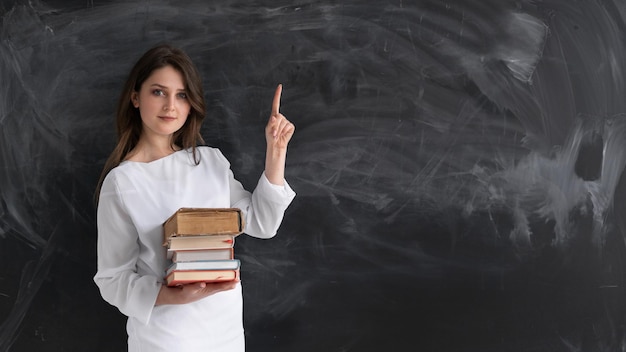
{"left": 272, "top": 84, "right": 282, "bottom": 116}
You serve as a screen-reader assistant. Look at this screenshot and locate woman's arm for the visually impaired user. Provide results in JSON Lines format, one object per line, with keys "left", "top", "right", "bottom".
{"left": 155, "top": 280, "right": 239, "bottom": 305}
{"left": 264, "top": 84, "right": 295, "bottom": 186}
{"left": 93, "top": 174, "right": 161, "bottom": 324}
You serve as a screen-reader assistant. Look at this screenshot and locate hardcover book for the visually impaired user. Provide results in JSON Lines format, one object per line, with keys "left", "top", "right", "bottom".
{"left": 166, "top": 259, "right": 241, "bottom": 276}
{"left": 166, "top": 234, "right": 235, "bottom": 252}
{"left": 165, "top": 269, "right": 240, "bottom": 286}
{"left": 163, "top": 208, "right": 244, "bottom": 246}
{"left": 172, "top": 248, "right": 234, "bottom": 262}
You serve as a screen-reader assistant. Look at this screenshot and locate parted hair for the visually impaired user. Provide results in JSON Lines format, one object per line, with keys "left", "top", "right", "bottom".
{"left": 95, "top": 44, "right": 206, "bottom": 204}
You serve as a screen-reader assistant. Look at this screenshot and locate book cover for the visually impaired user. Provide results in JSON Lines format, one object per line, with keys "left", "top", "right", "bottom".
{"left": 172, "top": 248, "right": 234, "bottom": 262}
{"left": 165, "top": 269, "right": 240, "bottom": 286}
{"left": 166, "top": 259, "right": 241, "bottom": 276}
{"left": 163, "top": 208, "right": 244, "bottom": 245}
{"left": 166, "top": 234, "right": 235, "bottom": 250}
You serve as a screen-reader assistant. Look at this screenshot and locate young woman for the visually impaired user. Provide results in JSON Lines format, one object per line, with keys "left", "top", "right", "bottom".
{"left": 93, "top": 44, "right": 295, "bottom": 351}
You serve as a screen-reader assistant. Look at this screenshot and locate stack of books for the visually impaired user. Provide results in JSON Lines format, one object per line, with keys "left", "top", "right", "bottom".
{"left": 162, "top": 208, "right": 244, "bottom": 286}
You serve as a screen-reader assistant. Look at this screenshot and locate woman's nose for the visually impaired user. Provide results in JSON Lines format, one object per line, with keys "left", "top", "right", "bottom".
{"left": 163, "top": 97, "right": 175, "bottom": 111}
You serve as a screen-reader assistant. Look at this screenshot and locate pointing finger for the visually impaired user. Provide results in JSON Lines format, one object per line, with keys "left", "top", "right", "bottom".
{"left": 272, "top": 84, "right": 282, "bottom": 116}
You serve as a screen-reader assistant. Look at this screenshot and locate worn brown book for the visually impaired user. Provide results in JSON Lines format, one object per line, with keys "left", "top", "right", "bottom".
{"left": 163, "top": 208, "right": 244, "bottom": 246}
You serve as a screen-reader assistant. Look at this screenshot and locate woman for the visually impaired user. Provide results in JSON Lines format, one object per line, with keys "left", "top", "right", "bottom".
{"left": 94, "top": 44, "right": 295, "bottom": 351}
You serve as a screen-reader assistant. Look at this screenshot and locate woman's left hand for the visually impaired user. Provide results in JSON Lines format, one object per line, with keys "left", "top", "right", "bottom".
{"left": 265, "top": 84, "right": 295, "bottom": 150}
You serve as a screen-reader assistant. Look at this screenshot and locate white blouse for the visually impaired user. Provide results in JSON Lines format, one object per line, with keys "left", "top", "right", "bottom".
{"left": 94, "top": 146, "right": 295, "bottom": 352}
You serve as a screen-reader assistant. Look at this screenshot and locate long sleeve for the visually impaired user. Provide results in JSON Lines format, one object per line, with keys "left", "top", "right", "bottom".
{"left": 216, "top": 151, "right": 296, "bottom": 239}
{"left": 93, "top": 173, "right": 161, "bottom": 325}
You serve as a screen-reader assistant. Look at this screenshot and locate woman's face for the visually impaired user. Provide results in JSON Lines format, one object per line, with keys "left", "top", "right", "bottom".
{"left": 131, "top": 65, "right": 191, "bottom": 141}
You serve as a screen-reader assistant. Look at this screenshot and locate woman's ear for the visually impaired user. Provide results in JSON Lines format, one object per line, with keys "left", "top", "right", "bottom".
{"left": 131, "top": 91, "right": 139, "bottom": 108}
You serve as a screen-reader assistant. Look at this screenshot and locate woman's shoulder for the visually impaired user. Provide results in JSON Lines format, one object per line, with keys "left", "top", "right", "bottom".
{"left": 101, "top": 161, "right": 135, "bottom": 186}
{"left": 195, "top": 144, "right": 221, "bottom": 154}
{"left": 98, "top": 164, "right": 135, "bottom": 198}
{"left": 194, "top": 145, "right": 230, "bottom": 164}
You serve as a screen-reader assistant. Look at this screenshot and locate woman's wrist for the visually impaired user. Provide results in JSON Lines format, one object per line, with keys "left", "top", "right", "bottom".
{"left": 265, "top": 146, "right": 287, "bottom": 185}
{"left": 155, "top": 285, "right": 173, "bottom": 306}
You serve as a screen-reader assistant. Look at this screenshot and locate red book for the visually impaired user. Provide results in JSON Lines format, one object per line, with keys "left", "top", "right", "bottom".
{"left": 165, "top": 269, "right": 240, "bottom": 286}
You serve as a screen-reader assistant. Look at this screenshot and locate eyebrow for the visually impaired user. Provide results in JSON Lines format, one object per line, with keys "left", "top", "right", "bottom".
{"left": 150, "top": 83, "right": 186, "bottom": 92}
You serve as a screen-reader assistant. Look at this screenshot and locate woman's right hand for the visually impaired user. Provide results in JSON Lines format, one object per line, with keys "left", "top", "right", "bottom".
{"left": 155, "top": 280, "right": 239, "bottom": 305}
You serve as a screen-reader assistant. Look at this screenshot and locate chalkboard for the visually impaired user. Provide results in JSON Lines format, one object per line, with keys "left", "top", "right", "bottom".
{"left": 2, "top": 0, "right": 626, "bottom": 351}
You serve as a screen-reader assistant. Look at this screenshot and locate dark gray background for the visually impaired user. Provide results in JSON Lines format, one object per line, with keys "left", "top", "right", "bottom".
{"left": 2, "top": 0, "right": 626, "bottom": 351}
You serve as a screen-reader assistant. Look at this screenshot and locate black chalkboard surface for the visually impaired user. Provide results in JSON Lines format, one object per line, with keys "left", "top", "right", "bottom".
{"left": 2, "top": 0, "right": 626, "bottom": 351}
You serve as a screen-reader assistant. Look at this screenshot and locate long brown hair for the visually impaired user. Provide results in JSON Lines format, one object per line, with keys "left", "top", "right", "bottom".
{"left": 95, "top": 44, "right": 206, "bottom": 204}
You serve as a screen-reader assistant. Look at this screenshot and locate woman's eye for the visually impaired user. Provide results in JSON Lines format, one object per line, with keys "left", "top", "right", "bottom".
{"left": 177, "top": 92, "right": 188, "bottom": 99}
{"left": 152, "top": 89, "right": 165, "bottom": 96}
